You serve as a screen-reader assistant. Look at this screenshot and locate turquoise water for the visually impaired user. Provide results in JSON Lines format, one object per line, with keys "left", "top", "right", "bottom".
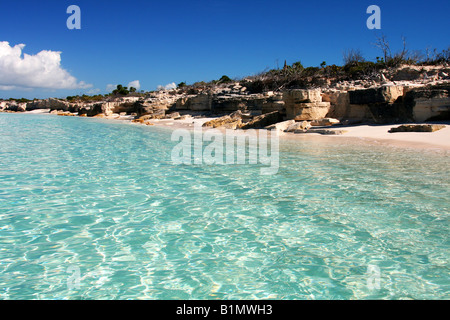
{"left": 0, "top": 113, "right": 449, "bottom": 300}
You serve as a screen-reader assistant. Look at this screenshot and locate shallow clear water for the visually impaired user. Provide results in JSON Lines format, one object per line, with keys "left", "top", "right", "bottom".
{"left": 0, "top": 113, "right": 449, "bottom": 300}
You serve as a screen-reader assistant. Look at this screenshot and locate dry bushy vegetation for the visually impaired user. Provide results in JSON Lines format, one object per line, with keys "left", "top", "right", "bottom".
{"left": 6, "top": 36, "right": 447, "bottom": 102}
{"left": 239, "top": 36, "right": 449, "bottom": 93}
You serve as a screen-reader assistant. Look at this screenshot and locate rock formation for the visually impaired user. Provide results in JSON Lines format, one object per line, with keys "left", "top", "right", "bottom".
{"left": 1, "top": 65, "right": 449, "bottom": 132}
{"left": 389, "top": 124, "right": 446, "bottom": 133}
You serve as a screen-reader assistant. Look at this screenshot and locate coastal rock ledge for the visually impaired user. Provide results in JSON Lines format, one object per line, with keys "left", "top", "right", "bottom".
{"left": 1, "top": 66, "right": 449, "bottom": 131}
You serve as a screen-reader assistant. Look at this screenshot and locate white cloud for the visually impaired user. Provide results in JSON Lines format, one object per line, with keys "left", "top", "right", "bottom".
{"left": 127, "top": 80, "right": 140, "bottom": 91}
{"left": 157, "top": 82, "right": 176, "bottom": 90}
{"left": 0, "top": 85, "right": 18, "bottom": 90}
{"left": 106, "top": 84, "right": 117, "bottom": 92}
{"left": 0, "top": 41, "right": 92, "bottom": 90}
{"left": 0, "top": 85, "right": 33, "bottom": 91}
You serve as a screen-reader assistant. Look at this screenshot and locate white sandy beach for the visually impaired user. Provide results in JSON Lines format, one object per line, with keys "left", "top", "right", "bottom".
{"left": 327, "top": 124, "right": 450, "bottom": 150}
{"left": 147, "top": 117, "right": 450, "bottom": 151}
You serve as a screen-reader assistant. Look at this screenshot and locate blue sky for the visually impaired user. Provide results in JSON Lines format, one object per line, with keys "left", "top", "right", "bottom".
{"left": 0, "top": 0, "right": 449, "bottom": 99}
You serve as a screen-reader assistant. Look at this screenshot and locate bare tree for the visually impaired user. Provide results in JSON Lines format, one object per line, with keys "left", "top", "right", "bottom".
{"left": 374, "top": 35, "right": 409, "bottom": 67}
{"left": 343, "top": 49, "right": 365, "bottom": 66}
{"left": 407, "top": 50, "right": 424, "bottom": 64}
{"left": 374, "top": 34, "right": 391, "bottom": 63}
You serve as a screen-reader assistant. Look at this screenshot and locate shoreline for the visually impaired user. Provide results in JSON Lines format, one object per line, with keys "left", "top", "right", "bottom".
{"left": 126, "top": 115, "right": 450, "bottom": 152}
{"left": 6, "top": 110, "right": 450, "bottom": 152}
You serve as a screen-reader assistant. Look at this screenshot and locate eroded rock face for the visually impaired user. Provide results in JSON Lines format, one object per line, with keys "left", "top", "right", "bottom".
{"left": 323, "top": 91, "right": 350, "bottom": 120}
{"left": 175, "top": 96, "right": 192, "bottom": 110}
{"left": 175, "top": 89, "right": 285, "bottom": 116}
{"left": 283, "top": 89, "right": 322, "bottom": 104}
{"left": 176, "top": 94, "right": 214, "bottom": 111}
{"left": 285, "top": 102, "right": 331, "bottom": 121}
{"left": 134, "top": 100, "right": 157, "bottom": 115}
{"left": 262, "top": 100, "right": 285, "bottom": 114}
{"left": 349, "top": 86, "right": 403, "bottom": 105}
{"left": 324, "top": 85, "right": 436, "bottom": 124}
{"left": 190, "top": 94, "right": 212, "bottom": 111}
{"left": 212, "top": 95, "right": 263, "bottom": 113}
{"left": 283, "top": 89, "right": 331, "bottom": 121}
{"left": 4, "top": 103, "right": 19, "bottom": 111}
{"left": 403, "top": 84, "right": 450, "bottom": 122}
{"left": 17, "top": 103, "right": 27, "bottom": 112}
{"left": 26, "top": 98, "right": 70, "bottom": 111}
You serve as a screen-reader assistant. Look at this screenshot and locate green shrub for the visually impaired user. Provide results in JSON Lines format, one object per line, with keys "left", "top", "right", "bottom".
{"left": 218, "top": 75, "right": 232, "bottom": 83}
{"left": 112, "top": 85, "right": 129, "bottom": 95}
{"left": 292, "top": 61, "right": 304, "bottom": 71}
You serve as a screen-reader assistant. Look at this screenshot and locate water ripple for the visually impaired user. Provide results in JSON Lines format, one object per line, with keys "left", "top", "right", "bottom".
{"left": 0, "top": 113, "right": 448, "bottom": 299}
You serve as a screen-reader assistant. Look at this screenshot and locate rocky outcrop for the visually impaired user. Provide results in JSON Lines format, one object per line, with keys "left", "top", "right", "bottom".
{"left": 175, "top": 93, "right": 209, "bottom": 111}
{"left": 348, "top": 86, "right": 403, "bottom": 105}
{"left": 2, "top": 73, "right": 449, "bottom": 127}
{"left": 324, "top": 85, "right": 428, "bottom": 123}
{"left": 296, "top": 129, "right": 348, "bottom": 135}
{"left": 311, "top": 118, "right": 340, "bottom": 126}
{"left": 285, "top": 102, "right": 331, "bottom": 120}
{"left": 99, "top": 101, "right": 138, "bottom": 116}
{"left": 27, "top": 98, "right": 71, "bottom": 111}
{"left": 240, "top": 111, "right": 283, "bottom": 129}
{"left": 262, "top": 93, "right": 285, "bottom": 114}
{"left": 389, "top": 124, "right": 446, "bottom": 133}
{"left": 265, "top": 120, "right": 295, "bottom": 132}
{"left": 203, "top": 115, "right": 240, "bottom": 128}
{"left": 17, "top": 103, "right": 27, "bottom": 112}
{"left": 283, "top": 89, "right": 331, "bottom": 121}
{"left": 323, "top": 90, "right": 350, "bottom": 119}
{"left": 202, "top": 110, "right": 249, "bottom": 129}
{"left": 327, "top": 84, "right": 450, "bottom": 123}
{"left": 205, "top": 116, "right": 243, "bottom": 129}
{"left": 403, "top": 84, "right": 450, "bottom": 122}
{"left": 134, "top": 100, "right": 159, "bottom": 115}
{"left": 284, "top": 121, "right": 311, "bottom": 132}
{"left": 211, "top": 94, "right": 265, "bottom": 113}
{"left": 392, "top": 68, "right": 423, "bottom": 81}
{"left": 175, "top": 96, "right": 194, "bottom": 110}
{"left": 4, "top": 103, "right": 19, "bottom": 112}
{"left": 164, "top": 112, "right": 181, "bottom": 119}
